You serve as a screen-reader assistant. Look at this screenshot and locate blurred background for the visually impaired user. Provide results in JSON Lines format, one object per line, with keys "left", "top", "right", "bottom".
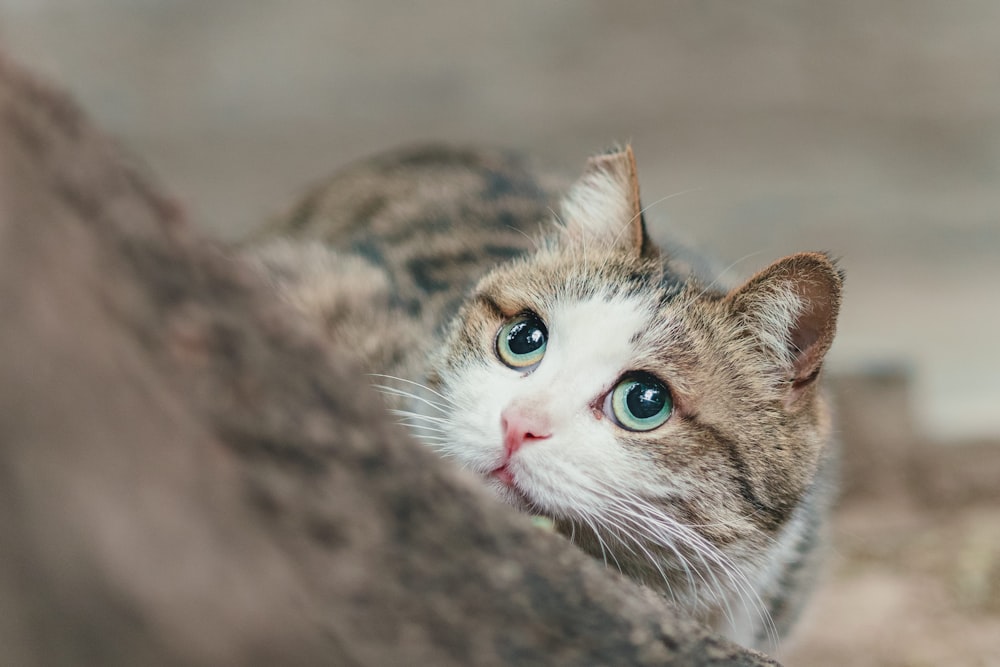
{"left": 1, "top": 2, "right": 997, "bottom": 664}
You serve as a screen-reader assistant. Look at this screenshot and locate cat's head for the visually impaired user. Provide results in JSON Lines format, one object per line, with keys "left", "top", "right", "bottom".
{"left": 425, "top": 146, "right": 842, "bottom": 617}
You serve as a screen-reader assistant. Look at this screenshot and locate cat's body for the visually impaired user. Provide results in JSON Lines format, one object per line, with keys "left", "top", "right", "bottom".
{"left": 246, "top": 145, "right": 842, "bottom": 651}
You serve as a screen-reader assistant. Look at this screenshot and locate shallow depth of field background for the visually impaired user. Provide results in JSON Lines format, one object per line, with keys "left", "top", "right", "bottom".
{"left": 2, "top": 3, "right": 998, "bottom": 664}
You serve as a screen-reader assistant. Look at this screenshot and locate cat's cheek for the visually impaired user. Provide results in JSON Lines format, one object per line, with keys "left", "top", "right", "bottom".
{"left": 444, "top": 419, "right": 505, "bottom": 473}
{"left": 438, "top": 368, "right": 522, "bottom": 469}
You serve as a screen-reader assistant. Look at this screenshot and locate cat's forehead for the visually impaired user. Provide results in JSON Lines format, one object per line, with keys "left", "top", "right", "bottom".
{"left": 484, "top": 247, "right": 688, "bottom": 315}
{"left": 548, "top": 287, "right": 656, "bottom": 338}
{"left": 477, "top": 250, "right": 699, "bottom": 356}
{"left": 484, "top": 246, "right": 650, "bottom": 305}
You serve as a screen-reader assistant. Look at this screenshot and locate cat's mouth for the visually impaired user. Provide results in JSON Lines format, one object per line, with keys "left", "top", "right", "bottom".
{"left": 490, "top": 464, "right": 516, "bottom": 487}
{"left": 487, "top": 464, "right": 535, "bottom": 510}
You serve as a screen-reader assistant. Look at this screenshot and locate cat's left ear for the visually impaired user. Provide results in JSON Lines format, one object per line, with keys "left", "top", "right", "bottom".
{"left": 559, "top": 145, "right": 657, "bottom": 259}
{"left": 725, "top": 252, "right": 844, "bottom": 404}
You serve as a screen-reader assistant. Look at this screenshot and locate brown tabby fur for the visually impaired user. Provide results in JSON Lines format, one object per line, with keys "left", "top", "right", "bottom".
{"left": 245, "top": 144, "right": 843, "bottom": 651}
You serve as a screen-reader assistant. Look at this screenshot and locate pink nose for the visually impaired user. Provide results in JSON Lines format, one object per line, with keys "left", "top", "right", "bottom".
{"left": 501, "top": 405, "right": 552, "bottom": 457}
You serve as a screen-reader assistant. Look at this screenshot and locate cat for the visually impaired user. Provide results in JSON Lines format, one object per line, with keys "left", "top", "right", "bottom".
{"left": 245, "top": 144, "right": 843, "bottom": 652}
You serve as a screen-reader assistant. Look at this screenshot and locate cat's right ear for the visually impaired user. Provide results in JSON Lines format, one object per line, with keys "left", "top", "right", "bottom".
{"left": 558, "top": 145, "right": 657, "bottom": 259}
{"left": 725, "top": 252, "right": 844, "bottom": 405}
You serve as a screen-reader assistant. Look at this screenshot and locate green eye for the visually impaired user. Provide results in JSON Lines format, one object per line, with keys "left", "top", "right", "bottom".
{"left": 610, "top": 373, "right": 673, "bottom": 431}
{"left": 496, "top": 313, "right": 547, "bottom": 370}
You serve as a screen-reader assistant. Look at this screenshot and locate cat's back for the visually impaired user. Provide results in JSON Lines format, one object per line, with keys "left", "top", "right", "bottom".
{"left": 257, "top": 145, "right": 561, "bottom": 311}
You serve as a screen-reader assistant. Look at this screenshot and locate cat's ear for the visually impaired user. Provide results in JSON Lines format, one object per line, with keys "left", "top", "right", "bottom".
{"left": 725, "top": 252, "right": 843, "bottom": 404}
{"left": 559, "top": 145, "right": 657, "bottom": 259}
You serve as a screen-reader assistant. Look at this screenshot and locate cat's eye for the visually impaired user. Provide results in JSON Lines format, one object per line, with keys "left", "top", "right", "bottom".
{"left": 608, "top": 373, "right": 673, "bottom": 431}
{"left": 496, "top": 313, "right": 547, "bottom": 370}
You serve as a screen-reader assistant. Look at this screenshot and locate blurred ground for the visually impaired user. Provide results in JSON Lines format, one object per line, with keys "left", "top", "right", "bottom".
{"left": 1, "top": 2, "right": 997, "bottom": 665}
{"left": 784, "top": 370, "right": 1000, "bottom": 665}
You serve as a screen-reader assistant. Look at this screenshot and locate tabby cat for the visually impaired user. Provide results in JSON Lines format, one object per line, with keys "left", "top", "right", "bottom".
{"left": 246, "top": 145, "right": 843, "bottom": 651}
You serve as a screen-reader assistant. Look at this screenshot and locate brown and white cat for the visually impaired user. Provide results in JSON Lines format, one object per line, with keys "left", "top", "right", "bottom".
{"left": 246, "top": 144, "right": 843, "bottom": 651}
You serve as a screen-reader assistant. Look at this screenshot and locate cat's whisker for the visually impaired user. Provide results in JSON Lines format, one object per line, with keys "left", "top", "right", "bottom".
{"left": 409, "top": 433, "right": 447, "bottom": 443}
{"left": 394, "top": 420, "right": 449, "bottom": 433}
{"left": 606, "top": 507, "right": 739, "bottom": 631}
{"left": 604, "top": 488, "right": 774, "bottom": 643}
{"left": 682, "top": 511, "right": 781, "bottom": 550}
{"left": 368, "top": 373, "right": 457, "bottom": 407}
{"left": 373, "top": 384, "right": 449, "bottom": 415}
{"left": 397, "top": 427, "right": 448, "bottom": 438}
{"left": 595, "top": 518, "right": 643, "bottom": 562}
{"left": 389, "top": 408, "right": 451, "bottom": 424}
{"left": 572, "top": 480, "right": 717, "bottom": 612}
{"left": 410, "top": 438, "right": 456, "bottom": 457}
{"left": 389, "top": 409, "right": 453, "bottom": 426}
{"left": 401, "top": 424, "right": 452, "bottom": 442}
{"left": 404, "top": 430, "right": 449, "bottom": 439}
{"left": 589, "top": 189, "right": 705, "bottom": 281}
{"left": 578, "top": 513, "right": 624, "bottom": 575}
{"left": 393, "top": 415, "right": 447, "bottom": 427}
{"left": 547, "top": 206, "right": 566, "bottom": 229}
{"left": 632, "top": 518, "right": 740, "bottom": 629}
{"left": 635, "top": 505, "right": 757, "bottom": 601}
{"left": 667, "top": 250, "right": 766, "bottom": 319}
{"left": 613, "top": 188, "right": 705, "bottom": 249}
{"left": 668, "top": 519, "right": 777, "bottom": 645}
{"left": 505, "top": 224, "right": 541, "bottom": 251}
{"left": 582, "top": 517, "right": 609, "bottom": 569}
{"left": 594, "top": 508, "right": 683, "bottom": 607}
{"left": 704, "top": 250, "right": 766, "bottom": 291}
{"left": 390, "top": 406, "right": 459, "bottom": 452}
{"left": 668, "top": 523, "right": 755, "bottom": 633}
{"left": 602, "top": 496, "right": 720, "bottom": 613}
{"left": 599, "top": 499, "right": 700, "bottom": 597}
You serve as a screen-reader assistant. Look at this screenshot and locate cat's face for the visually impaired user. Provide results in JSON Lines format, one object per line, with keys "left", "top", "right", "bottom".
{"left": 419, "top": 148, "right": 841, "bottom": 630}
{"left": 429, "top": 244, "right": 809, "bottom": 549}
{"left": 433, "top": 250, "right": 682, "bottom": 518}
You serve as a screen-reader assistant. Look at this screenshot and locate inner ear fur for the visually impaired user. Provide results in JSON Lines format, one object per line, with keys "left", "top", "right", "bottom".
{"left": 725, "top": 252, "right": 843, "bottom": 398}
{"left": 560, "top": 145, "right": 658, "bottom": 259}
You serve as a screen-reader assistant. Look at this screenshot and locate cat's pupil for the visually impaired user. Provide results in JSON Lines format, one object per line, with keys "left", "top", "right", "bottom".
{"left": 626, "top": 382, "right": 665, "bottom": 419}
{"left": 507, "top": 321, "right": 545, "bottom": 354}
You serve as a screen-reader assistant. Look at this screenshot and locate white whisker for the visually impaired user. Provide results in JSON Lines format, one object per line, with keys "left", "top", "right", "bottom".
{"left": 368, "top": 373, "right": 456, "bottom": 406}
{"left": 568, "top": 480, "right": 777, "bottom": 647}
{"left": 505, "top": 224, "right": 541, "bottom": 251}
{"left": 373, "top": 384, "right": 449, "bottom": 415}
{"left": 389, "top": 409, "right": 452, "bottom": 425}
{"left": 396, "top": 426, "right": 448, "bottom": 437}
{"left": 668, "top": 250, "right": 766, "bottom": 319}
{"left": 612, "top": 188, "right": 705, "bottom": 249}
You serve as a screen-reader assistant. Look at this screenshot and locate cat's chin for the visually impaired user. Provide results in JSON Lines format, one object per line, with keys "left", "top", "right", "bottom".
{"left": 486, "top": 472, "right": 536, "bottom": 513}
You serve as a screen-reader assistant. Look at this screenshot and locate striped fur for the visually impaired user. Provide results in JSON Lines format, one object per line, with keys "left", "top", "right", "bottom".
{"left": 245, "top": 144, "right": 843, "bottom": 652}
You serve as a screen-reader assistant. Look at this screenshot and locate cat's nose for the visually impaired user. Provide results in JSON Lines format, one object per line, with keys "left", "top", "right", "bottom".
{"left": 501, "top": 405, "right": 552, "bottom": 456}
